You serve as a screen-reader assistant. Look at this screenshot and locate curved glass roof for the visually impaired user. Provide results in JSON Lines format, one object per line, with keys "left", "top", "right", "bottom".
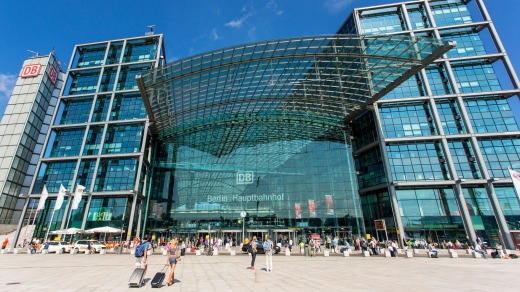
{"left": 138, "top": 35, "right": 454, "bottom": 156}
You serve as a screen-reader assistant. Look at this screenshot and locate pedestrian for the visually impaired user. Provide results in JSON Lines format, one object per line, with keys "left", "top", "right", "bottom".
{"left": 428, "top": 242, "right": 438, "bottom": 258}
{"left": 1, "top": 238, "right": 8, "bottom": 250}
{"left": 474, "top": 243, "right": 487, "bottom": 258}
{"left": 332, "top": 236, "right": 338, "bottom": 253}
{"left": 134, "top": 235, "right": 151, "bottom": 269}
{"left": 249, "top": 236, "right": 258, "bottom": 271}
{"left": 264, "top": 235, "right": 274, "bottom": 272}
{"left": 166, "top": 238, "right": 181, "bottom": 286}
{"left": 308, "top": 238, "right": 315, "bottom": 256}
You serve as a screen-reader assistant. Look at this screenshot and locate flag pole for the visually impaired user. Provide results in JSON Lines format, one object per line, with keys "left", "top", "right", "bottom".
{"left": 44, "top": 209, "right": 56, "bottom": 241}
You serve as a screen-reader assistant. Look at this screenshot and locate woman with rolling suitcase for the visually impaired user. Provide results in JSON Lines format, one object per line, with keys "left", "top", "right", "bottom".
{"left": 166, "top": 238, "right": 181, "bottom": 286}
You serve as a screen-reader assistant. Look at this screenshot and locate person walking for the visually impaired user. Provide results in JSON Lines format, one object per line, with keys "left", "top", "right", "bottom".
{"left": 135, "top": 235, "right": 151, "bottom": 269}
{"left": 264, "top": 235, "right": 274, "bottom": 272}
{"left": 166, "top": 238, "right": 181, "bottom": 286}
{"left": 249, "top": 236, "right": 258, "bottom": 270}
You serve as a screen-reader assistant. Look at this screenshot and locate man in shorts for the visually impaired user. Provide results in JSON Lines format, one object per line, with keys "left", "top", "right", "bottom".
{"left": 135, "top": 235, "right": 151, "bottom": 269}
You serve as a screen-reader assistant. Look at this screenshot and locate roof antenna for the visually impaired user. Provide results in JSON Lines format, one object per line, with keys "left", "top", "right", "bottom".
{"left": 27, "top": 50, "right": 39, "bottom": 57}
{"left": 146, "top": 25, "right": 155, "bottom": 36}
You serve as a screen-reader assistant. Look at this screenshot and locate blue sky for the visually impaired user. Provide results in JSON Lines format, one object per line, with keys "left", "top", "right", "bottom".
{"left": 0, "top": 0, "right": 519, "bottom": 120}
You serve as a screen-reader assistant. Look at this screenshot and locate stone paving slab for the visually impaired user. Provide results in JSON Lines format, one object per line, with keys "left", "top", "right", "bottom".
{"left": 0, "top": 250, "right": 518, "bottom": 291}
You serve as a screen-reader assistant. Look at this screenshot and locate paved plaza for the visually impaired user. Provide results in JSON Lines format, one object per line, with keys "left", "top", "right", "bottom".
{"left": 0, "top": 249, "right": 519, "bottom": 291}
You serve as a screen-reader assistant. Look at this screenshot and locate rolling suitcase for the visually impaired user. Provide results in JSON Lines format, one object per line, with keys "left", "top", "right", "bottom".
{"left": 129, "top": 268, "right": 146, "bottom": 288}
{"left": 151, "top": 266, "right": 167, "bottom": 288}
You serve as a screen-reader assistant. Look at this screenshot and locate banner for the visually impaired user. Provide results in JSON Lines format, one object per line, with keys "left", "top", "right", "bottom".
{"left": 54, "top": 184, "right": 66, "bottom": 210}
{"left": 325, "top": 195, "right": 334, "bottom": 215}
{"left": 509, "top": 168, "right": 520, "bottom": 199}
{"left": 37, "top": 185, "right": 49, "bottom": 210}
{"left": 71, "top": 184, "right": 85, "bottom": 210}
{"left": 295, "top": 203, "right": 302, "bottom": 219}
{"left": 308, "top": 200, "right": 316, "bottom": 218}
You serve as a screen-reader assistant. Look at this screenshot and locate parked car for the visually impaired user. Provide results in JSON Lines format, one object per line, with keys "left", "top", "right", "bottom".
{"left": 73, "top": 240, "right": 106, "bottom": 253}
{"left": 47, "top": 241, "right": 73, "bottom": 253}
{"left": 241, "top": 241, "right": 281, "bottom": 254}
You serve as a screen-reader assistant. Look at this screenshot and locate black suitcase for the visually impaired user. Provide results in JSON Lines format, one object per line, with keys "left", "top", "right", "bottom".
{"left": 129, "top": 268, "right": 146, "bottom": 288}
{"left": 181, "top": 248, "right": 186, "bottom": 256}
{"left": 151, "top": 268, "right": 166, "bottom": 288}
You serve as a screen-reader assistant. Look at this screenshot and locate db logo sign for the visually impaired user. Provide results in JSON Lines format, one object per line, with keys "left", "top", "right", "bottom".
{"left": 236, "top": 171, "right": 254, "bottom": 185}
{"left": 47, "top": 66, "right": 58, "bottom": 85}
{"left": 20, "top": 64, "right": 41, "bottom": 78}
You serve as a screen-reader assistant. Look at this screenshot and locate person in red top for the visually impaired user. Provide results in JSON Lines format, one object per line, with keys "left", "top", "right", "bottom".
{"left": 2, "top": 238, "right": 8, "bottom": 250}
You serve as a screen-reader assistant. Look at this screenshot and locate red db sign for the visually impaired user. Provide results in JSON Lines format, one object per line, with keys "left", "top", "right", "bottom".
{"left": 20, "top": 64, "right": 41, "bottom": 78}
{"left": 48, "top": 66, "right": 58, "bottom": 84}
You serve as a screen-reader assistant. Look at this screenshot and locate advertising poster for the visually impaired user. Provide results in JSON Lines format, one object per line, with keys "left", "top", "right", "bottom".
{"left": 295, "top": 203, "right": 302, "bottom": 219}
{"left": 308, "top": 199, "right": 316, "bottom": 218}
{"left": 325, "top": 195, "right": 334, "bottom": 215}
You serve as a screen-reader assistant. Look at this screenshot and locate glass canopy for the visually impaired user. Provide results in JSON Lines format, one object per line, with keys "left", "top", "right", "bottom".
{"left": 137, "top": 35, "right": 454, "bottom": 156}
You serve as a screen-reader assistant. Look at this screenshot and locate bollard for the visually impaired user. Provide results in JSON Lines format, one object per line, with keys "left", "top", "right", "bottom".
{"left": 213, "top": 249, "right": 218, "bottom": 256}
{"left": 472, "top": 252, "right": 482, "bottom": 258}
{"left": 324, "top": 250, "right": 329, "bottom": 257}
{"left": 384, "top": 250, "right": 391, "bottom": 257}
{"left": 162, "top": 250, "right": 168, "bottom": 256}
{"left": 343, "top": 251, "right": 350, "bottom": 257}
{"left": 14, "top": 248, "right": 19, "bottom": 254}
{"left": 41, "top": 250, "right": 48, "bottom": 255}
{"left": 71, "top": 249, "right": 77, "bottom": 255}
{"left": 285, "top": 249, "right": 290, "bottom": 256}
{"left": 363, "top": 251, "right": 370, "bottom": 257}
{"left": 230, "top": 250, "right": 236, "bottom": 256}
{"left": 466, "top": 249, "right": 471, "bottom": 254}
{"left": 195, "top": 250, "right": 201, "bottom": 256}
{"left": 130, "top": 249, "right": 135, "bottom": 255}
{"left": 100, "top": 249, "right": 106, "bottom": 254}
{"left": 405, "top": 251, "right": 413, "bottom": 258}
{"left": 413, "top": 249, "right": 419, "bottom": 254}
{"left": 449, "top": 250, "right": 458, "bottom": 258}
{"left": 0, "top": 249, "right": 6, "bottom": 254}
{"left": 85, "top": 250, "right": 91, "bottom": 255}
{"left": 56, "top": 249, "right": 63, "bottom": 254}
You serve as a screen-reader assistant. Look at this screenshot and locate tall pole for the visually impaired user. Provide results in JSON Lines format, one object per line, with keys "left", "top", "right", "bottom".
{"left": 44, "top": 210, "right": 56, "bottom": 241}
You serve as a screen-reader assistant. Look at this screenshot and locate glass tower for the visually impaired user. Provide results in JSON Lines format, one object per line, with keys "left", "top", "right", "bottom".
{"left": 20, "top": 35, "right": 165, "bottom": 241}
{"left": 342, "top": 0, "right": 520, "bottom": 249}
{"left": 0, "top": 53, "right": 63, "bottom": 229}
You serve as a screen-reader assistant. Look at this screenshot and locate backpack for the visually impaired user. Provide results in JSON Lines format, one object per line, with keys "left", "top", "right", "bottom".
{"left": 135, "top": 241, "right": 148, "bottom": 257}
{"left": 263, "top": 240, "right": 272, "bottom": 251}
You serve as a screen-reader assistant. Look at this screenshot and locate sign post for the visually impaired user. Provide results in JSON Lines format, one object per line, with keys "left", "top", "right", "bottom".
{"left": 240, "top": 211, "right": 247, "bottom": 244}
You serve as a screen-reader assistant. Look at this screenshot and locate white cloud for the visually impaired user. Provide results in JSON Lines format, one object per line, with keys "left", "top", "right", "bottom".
{"left": 209, "top": 28, "right": 219, "bottom": 40}
{"left": 225, "top": 13, "right": 252, "bottom": 28}
{"left": 324, "top": 0, "right": 354, "bottom": 13}
{"left": 0, "top": 74, "right": 16, "bottom": 102}
{"left": 225, "top": 5, "right": 256, "bottom": 28}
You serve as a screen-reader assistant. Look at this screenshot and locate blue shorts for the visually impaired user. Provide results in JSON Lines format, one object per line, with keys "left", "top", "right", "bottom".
{"left": 168, "top": 256, "right": 177, "bottom": 265}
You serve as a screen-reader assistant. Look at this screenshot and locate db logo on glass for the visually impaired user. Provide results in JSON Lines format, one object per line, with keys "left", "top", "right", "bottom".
{"left": 47, "top": 66, "right": 58, "bottom": 84}
{"left": 236, "top": 171, "right": 254, "bottom": 184}
{"left": 20, "top": 64, "right": 41, "bottom": 78}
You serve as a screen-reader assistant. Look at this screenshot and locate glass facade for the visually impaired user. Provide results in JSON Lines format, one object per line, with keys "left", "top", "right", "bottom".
{"left": 349, "top": 0, "right": 520, "bottom": 249}
{"left": 25, "top": 35, "right": 163, "bottom": 240}
{"left": 0, "top": 54, "right": 62, "bottom": 223}
{"left": 11, "top": 0, "right": 519, "bottom": 251}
